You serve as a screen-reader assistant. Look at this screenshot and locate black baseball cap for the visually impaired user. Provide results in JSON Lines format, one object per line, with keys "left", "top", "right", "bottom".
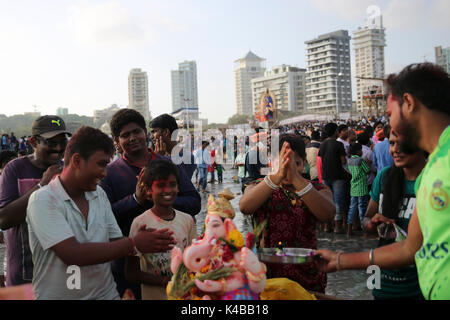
{"left": 31, "top": 115, "right": 72, "bottom": 139}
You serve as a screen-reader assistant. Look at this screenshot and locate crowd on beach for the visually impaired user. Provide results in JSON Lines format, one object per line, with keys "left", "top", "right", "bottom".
{"left": 0, "top": 62, "right": 449, "bottom": 300}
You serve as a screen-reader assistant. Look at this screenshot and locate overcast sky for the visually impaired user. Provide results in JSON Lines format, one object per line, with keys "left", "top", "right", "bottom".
{"left": 0, "top": 0, "right": 449, "bottom": 123}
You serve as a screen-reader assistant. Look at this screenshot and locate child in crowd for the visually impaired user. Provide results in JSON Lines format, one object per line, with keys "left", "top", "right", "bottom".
{"left": 125, "top": 160, "right": 197, "bottom": 300}
{"left": 215, "top": 163, "right": 224, "bottom": 183}
{"left": 347, "top": 143, "right": 370, "bottom": 237}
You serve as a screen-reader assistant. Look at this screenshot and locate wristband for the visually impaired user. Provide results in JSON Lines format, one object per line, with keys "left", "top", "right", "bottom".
{"left": 369, "top": 249, "right": 374, "bottom": 265}
{"left": 295, "top": 182, "right": 313, "bottom": 197}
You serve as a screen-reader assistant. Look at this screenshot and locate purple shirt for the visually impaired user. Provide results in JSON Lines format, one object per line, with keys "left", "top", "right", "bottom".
{"left": 0, "top": 157, "right": 45, "bottom": 286}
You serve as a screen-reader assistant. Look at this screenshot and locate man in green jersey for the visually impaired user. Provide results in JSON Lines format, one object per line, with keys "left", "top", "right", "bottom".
{"left": 315, "top": 63, "right": 450, "bottom": 300}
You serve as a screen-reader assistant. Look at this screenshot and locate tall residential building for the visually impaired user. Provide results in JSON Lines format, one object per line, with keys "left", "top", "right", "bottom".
{"left": 93, "top": 104, "right": 121, "bottom": 128}
{"left": 56, "top": 107, "right": 68, "bottom": 116}
{"left": 234, "top": 51, "right": 266, "bottom": 115}
{"left": 305, "top": 30, "right": 352, "bottom": 114}
{"left": 353, "top": 14, "right": 386, "bottom": 113}
{"left": 435, "top": 46, "right": 450, "bottom": 74}
{"left": 251, "top": 65, "right": 306, "bottom": 115}
{"left": 128, "top": 68, "right": 150, "bottom": 121}
{"left": 171, "top": 60, "right": 199, "bottom": 112}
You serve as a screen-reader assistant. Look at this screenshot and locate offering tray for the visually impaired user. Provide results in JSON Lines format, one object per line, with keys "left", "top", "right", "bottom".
{"left": 257, "top": 248, "right": 316, "bottom": 264}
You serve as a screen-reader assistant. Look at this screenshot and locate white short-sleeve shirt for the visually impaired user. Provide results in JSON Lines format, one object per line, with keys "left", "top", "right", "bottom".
{"left": 26, "top": 177, "right": 123, "bottom": 300}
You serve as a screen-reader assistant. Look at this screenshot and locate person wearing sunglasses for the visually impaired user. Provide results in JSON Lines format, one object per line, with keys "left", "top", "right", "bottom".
{"left": 0, "top": 115, "right": 71, "bottom": 287}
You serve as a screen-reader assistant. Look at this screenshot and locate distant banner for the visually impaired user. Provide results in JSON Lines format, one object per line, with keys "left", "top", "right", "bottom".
{"left": 257, "top": 89, "right": 276, "bottom": 122}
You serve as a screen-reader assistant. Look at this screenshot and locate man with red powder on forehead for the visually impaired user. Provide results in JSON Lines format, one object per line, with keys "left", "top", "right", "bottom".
{"left": 315, "top": 63, "right": 450, "bottom": 300}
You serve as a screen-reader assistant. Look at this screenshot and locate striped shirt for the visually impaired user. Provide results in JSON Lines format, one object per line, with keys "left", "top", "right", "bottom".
{"left": 348, "top": 155, "right": 370, "bottom": 196}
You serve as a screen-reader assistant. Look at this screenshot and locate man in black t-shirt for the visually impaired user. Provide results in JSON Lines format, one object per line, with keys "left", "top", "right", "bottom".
{"left": 319, "top": 123, "right": 350, "bottom": 233}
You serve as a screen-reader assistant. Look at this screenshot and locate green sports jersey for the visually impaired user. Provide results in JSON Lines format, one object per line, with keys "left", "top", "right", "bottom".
{"left": 414, "top": 125, "right": 450, "bottom": 300}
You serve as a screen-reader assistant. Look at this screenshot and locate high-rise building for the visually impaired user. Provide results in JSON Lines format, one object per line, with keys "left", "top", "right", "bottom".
{"left": 171, "top": 60, "right": 198, "bottom": 112}
{"left": 435, "top": 46, "right": 450, "bottom": 74}
{"left": 234, "top": 51, "right": 266, "bottom": 115}
{"left": 353, "top": 14, "right": 386, "bottom": 113}
{"left": 93, "top": 104, "right": 121, "bottom": 128}
{"left": 128, "top": 68, "right": 150, "bottom": 121}
{"left": 305, "top": 30, "right": 352, "bottom": 114}
{"left": 170, "top": 61, "right": 199, "bottom": 126}
{"left": 251, "top": 65, "right": 306, "bottom": 115}
{"left": 56, "top": 107, "right": 68, "bottom": 116}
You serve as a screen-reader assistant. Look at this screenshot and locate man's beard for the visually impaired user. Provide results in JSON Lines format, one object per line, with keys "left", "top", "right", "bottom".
{"left": 397, "top": 114, "right": 422, "bottom": 154}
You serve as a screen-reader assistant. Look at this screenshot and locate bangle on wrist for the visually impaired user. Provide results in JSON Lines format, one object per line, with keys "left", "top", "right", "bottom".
{"left": 295, "top": 182, "right": 313, "bottom": 197}
{"left": 264, "top": 175, "right": 280, "bottom": 190}
{"left": 133, "top": 193, "right": 143, "bottom": 206}
{"left": 369, "top": 249, "right": 374, "bottom": 265}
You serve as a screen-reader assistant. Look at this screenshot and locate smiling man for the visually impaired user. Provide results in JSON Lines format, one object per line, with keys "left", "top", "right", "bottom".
{"left": 0, "top": 115, "right": 69, "bottom": 286}
{"left": 26, "top": 126, "right": 173, "bottom": 299}
{"left": 99, "top": 109, "right": 200, "bottom": 299}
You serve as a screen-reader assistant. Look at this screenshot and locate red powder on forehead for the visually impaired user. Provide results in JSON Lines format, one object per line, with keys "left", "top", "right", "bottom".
{"left": 151, "top": 179, "right": 170, "bottom": 187}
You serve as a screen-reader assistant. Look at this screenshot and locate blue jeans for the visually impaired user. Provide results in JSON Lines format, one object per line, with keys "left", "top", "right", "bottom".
{"left": 198, "top": 166, "right": 208, "bottom": 191}
{"left": 323, "top": 179, "right": 350, "bottom": 221}
{"left": 348, "top": 195, "right": 369, "bottom": 225}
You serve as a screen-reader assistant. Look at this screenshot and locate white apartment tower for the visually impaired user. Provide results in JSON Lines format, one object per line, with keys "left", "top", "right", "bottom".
{"left": 353, "top": 14, "right": 386, "bottom": 113}
{"left": 234, "top": 51, "right": 266, "bottom": 115}
{"left": 435, "top": 46, "right": 450, "bottom": 74}
{"left": 251, "top": 65, "right": 306, "bottom": 114}
{"left": 171, "top": 60, "right": 199, "bottom": 112}
{"left": 305, "top": 30, "right": 352, "bottom": 114}
{"left": 128, "top": 68, "right": 150, "bottom": 121}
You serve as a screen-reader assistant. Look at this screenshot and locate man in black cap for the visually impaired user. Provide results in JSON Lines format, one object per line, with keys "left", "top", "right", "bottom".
{"left": 0, "top": 115, "right": 70, "bottom": 286}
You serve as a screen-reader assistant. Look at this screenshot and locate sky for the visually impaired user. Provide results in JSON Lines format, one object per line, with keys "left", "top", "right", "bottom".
{"left": 0, "top": 0, "right": 449, "bottom": 124}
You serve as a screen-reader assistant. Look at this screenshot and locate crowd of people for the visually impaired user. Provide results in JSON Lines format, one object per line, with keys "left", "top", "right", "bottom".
{"left": 0, "top": 62, "right": 448, "bottom": 300}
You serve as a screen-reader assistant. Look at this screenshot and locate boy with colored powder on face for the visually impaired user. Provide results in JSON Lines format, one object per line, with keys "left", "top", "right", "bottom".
{"left": 125, "top": 160, "right": 197, "bottom": 300}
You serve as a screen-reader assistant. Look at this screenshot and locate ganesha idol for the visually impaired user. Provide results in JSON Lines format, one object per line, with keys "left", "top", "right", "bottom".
{"left": 167, "top": 189, "right": 267, "bottom": 300}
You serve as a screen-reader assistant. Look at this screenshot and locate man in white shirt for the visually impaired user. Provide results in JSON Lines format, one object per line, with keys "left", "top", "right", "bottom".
{"left": 27, "top": 126, "right": 175, "bottom": 299}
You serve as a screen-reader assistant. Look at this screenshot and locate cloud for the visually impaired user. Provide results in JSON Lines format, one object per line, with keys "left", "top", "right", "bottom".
{"left": 67, "top": 1, "right": 156, "bottom": 47}
{"left": 309, "top": 0, "right": 450, "bottom": 31}
{"left": 429, "top": 0, "right": 450, "bottom": 29}
{"left": 308, "top": 0, "right": 377, "bottom": 20}
{"left": 383, "top": 0, "right": 426, "bottom": 31}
